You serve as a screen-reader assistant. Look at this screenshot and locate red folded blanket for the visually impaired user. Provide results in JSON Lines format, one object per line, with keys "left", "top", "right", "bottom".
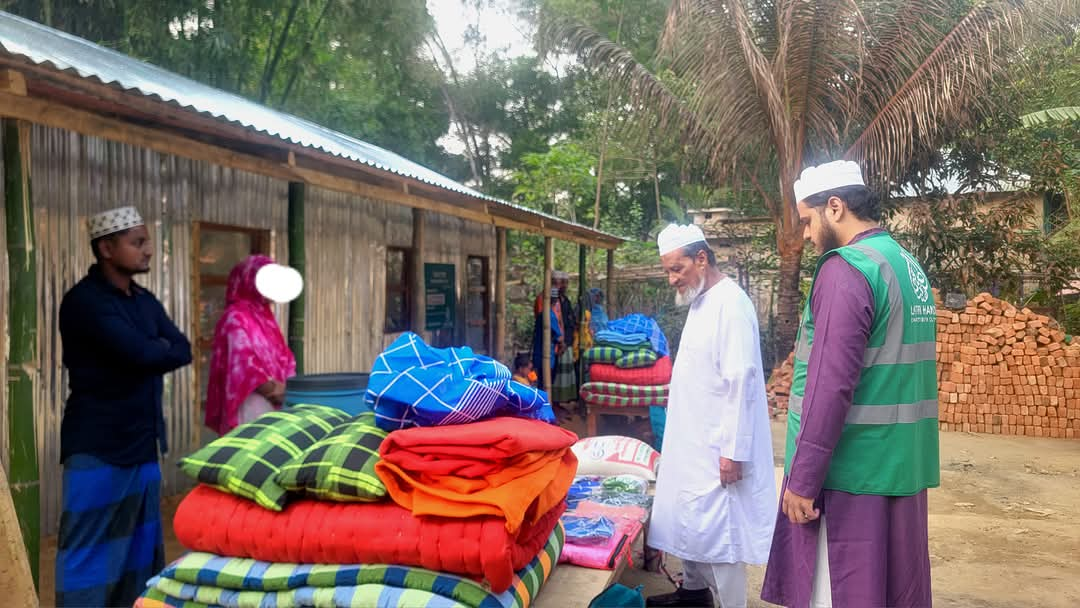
{"left": 174, "top": 484, "right": 565, "bottom": 593}
{"left": 589, "top": 356, "right": 672, "bottom": 385}
{"left": 376, "top": 417, "right": 578, "bottom": 534}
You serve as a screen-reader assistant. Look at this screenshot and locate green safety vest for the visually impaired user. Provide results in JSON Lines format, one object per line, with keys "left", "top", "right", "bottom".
{"left": 785, "top": 232, "right": 940, "bottom": 495}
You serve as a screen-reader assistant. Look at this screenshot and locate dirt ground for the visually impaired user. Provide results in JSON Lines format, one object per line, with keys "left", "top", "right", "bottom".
{"left": 37, "top": 419, "right": 1080, "bottom": 607}
{"left": 620, "top": 419, "right": 1080, "bottom": 608}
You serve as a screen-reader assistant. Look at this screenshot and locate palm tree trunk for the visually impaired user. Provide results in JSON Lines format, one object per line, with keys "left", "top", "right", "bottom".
{"left": 773, "top": 231, "right": 804, "bottom": 367}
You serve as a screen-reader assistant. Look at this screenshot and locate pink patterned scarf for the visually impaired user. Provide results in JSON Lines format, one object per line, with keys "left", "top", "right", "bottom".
{"left": 204, "top": 255, "right": 296, "bottom": 435}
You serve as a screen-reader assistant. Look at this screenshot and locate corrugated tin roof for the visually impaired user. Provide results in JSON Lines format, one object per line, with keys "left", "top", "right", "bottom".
{"left": 0, "top": 10, "right": 624, "bottom": 243}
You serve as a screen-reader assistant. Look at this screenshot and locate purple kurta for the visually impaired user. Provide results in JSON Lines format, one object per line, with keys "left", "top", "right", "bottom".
{"left": 761, "top": 228, "right": 933, "bottom": 608}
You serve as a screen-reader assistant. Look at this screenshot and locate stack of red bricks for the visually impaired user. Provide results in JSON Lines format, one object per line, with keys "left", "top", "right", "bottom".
{"left": 765, "top": 292, "right": 1080, "bottom": 438}
{"left": 937, "top": 292, "right": 1080, "bottom": 438}
{"left": 767, "top": 352, "right": 795, "bottom": 418}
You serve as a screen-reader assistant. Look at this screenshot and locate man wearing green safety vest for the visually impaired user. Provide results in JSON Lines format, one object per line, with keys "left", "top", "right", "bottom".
{"left": 762, "top": 160, "right": 939, "bottom": 608}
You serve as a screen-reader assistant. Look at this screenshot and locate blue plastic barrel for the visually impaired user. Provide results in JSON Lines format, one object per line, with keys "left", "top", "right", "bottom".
{"left": 284, "top": 372, "right": 370, "bottom": 415}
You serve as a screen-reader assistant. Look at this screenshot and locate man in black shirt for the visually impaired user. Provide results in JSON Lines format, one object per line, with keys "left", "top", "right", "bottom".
{"left": 55, "top": 206, "right": 192, "bottom": 607}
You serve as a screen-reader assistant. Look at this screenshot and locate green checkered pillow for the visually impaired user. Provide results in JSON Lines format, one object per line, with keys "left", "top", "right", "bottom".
{"left": 275, "top": 413, "right": 389, "bottom": 502}
{"left": 179, "top": 404, "right": 351, "bottom": 511}
{"left": 615, "top": 349, "right": 659, "bottom": 369}
{"left": 582, "top": 346, "right": 624, "bottom": 364}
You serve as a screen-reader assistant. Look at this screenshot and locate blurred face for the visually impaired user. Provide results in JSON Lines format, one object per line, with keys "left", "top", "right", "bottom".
{"left": 660, "top": 249, "right": 707, "bottom": 307}
{"left": 99, "top": 225, "right": 153, "bottom": 274}
{"left": 797, "top": 200, "right": 842, "bottom": 255}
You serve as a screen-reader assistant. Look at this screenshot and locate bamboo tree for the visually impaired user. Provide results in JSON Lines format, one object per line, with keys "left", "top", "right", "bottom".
{"left": 4, "top": 118, "right": 39, "bottom": 589}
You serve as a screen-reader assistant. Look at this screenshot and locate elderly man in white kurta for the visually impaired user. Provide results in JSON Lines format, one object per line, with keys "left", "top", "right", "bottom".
{"left": 646, "top": 224, "right": 777, "bottom": 608}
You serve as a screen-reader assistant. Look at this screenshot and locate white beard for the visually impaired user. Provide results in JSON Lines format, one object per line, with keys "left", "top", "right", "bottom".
{"left": 674, "top": 275, "right": 706, "bottom": 307}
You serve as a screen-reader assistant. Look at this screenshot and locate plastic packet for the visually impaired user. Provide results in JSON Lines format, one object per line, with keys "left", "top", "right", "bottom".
{"left": 601, "top": 474, "right": 649, "bottom": 495}
{"left": 592, "top": 491, "right": 653, "bottom": 509}
{"left": 573, "top": 500, "right": 650, "bottom": 524}
{"left": 561, "top": 515, "right": 616, "bottom": 545}
{"left": 567, "top": 475, "right": 605, "bottom": 507}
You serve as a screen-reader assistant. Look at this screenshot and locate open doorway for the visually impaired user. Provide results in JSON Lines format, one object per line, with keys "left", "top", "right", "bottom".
{"left": 193, "top": 222, "right": 271, "bottom": 440}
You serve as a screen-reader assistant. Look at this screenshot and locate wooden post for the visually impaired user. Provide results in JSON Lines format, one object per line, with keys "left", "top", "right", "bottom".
{"left": 542, "top": 236, "right": 553, "bottom": 398}
{"left": 4, "top": 118, "right": 39, "bottom": 590}
{"left": 411, "top": 208, "right": 426, "bottom": 338}
{"left": 0, "top": 466, "right": 36, "bottom": 607}
{"left": 287, "top": 181, "right": 305, "bottom": 374}
{"left": 494, "top": 227, "right": 507, "bottom": 362}
{"left": 577, "top": 244, "right": 588, "bottom": 388}
{"left": 606, "top": 248, "right": 616, "bottom": 318}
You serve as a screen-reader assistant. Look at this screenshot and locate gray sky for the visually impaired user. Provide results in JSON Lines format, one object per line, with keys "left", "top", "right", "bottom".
{"left": 426, "top": 0, "right": 533, "bottom": 73}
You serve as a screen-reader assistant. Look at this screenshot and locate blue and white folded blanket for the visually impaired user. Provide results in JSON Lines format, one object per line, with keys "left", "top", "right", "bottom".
{"left": 367, "top": 333, "right": 556, "bottom": 431}
{"left": 607, "top": 314, "right": 669, "bottom": 357}
{"left": 593, "top": 330, "right": 650, "bottom": 350}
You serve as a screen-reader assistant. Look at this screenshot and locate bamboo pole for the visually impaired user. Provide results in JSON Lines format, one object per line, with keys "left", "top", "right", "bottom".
{"left": 0, "top": 466, "right": 36, "bottom": 607}
{"left": 606, "top": 248, "right": 616, "bottom": 318}
{"left": 542, "top": 237, "right": 553, "bottom": 397}
{"left": 287, "top": 181, "right": 305, "bottom": 373}
{"left": 494, "top": 228, "right": 507, "bottom": 362}
{"left": 4, "top": 118, "right": 39, "bottom": 590}
{"left": 577, "top": 244, "right": 588, "bottom": 388}
{"left": 411, "top": 209, "right": 426, "bottom": 339}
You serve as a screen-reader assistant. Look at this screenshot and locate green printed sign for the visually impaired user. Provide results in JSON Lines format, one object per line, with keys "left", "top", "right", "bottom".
{"left": 424, "top": 263, "right": 455, "bottom": 331}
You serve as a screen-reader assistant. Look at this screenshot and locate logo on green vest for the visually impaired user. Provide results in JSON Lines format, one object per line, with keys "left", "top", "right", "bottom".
{"left": 900, "top": 250, "right": 930, "bottom": 303}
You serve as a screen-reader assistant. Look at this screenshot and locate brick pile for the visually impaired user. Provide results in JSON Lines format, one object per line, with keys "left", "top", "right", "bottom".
{"left": 937, "top": 293, "right": 1080, "bottom": 438}
{"left": 767, "top": 352, "right": 795, "bottom": 418}
{"left": 765, "top": 292, "right": 1080, "bottom": 438}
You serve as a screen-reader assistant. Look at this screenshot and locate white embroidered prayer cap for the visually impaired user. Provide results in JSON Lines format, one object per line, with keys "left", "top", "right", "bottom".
{"left": 657, "top": 223, "right": 707, "bottom": 256}
{"left": 255, "top": 263, "right": 304, "bottom": 303}
{"left": 793, "top": 160, "right": 865, "bottom": 203}
{"left": 88, "top": 206, "right": 144, "bottom": 240}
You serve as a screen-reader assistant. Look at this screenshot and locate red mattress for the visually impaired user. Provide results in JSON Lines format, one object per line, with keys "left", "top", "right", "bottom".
{"left": 589, "top": 355, "right": 672, "bottom": 385}
{"left": 174, "top": 485, "right": 565, "bottom": 593}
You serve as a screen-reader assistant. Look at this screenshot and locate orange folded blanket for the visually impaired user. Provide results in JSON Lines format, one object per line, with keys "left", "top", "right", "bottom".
{"left": 173, "top": 484, "right": 565, "bottom": 593}
{"left": 375, "top": 416, "right": 578, "bottom": 533}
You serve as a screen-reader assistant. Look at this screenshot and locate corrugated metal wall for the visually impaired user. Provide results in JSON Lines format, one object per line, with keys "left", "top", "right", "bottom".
{"left": 301, "top": 187, "right": 497, "bottom": 371}
{"left": 3, "top": 124, "right": 497, "bottom": 535}
{"left": 28, "top": 125, "right": 289, "bottom": 533}
{"left": 423, "top": 212, "right": 497, "bottom": 352}
{"left": 304, "top": 187, "right": 392, "bottom": 373}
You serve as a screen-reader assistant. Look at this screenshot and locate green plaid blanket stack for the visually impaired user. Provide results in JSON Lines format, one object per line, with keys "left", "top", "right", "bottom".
{"left": 135, "top": 524, "right": 565, "bottom": 608}
{"left": 581, "top": 346, "right": 659, "bottom": 369}
{"left": 580, "top": 382, "right": 669, "bottom": 408}
{"left": 179, "top": 404, "right": 352, "bottom": 511}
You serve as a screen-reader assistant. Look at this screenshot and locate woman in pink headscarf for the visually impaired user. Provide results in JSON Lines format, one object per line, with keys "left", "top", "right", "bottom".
{"left": 204, "top": 255, "right": 297, "bottom": 435}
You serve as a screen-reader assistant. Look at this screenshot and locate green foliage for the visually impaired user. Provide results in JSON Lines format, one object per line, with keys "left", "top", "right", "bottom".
{"left": 6, "top": 0, "right": 452, "bottom": 167}
{"left": 513, "top": 142, "right": 598, "bottom": 221}
{"left": 1022, "top": 107, "right": 1080, "bottom": 128}
{"left": 891, "top": 195, "right": 1051, "bottom": 299}
{"left": 1062, "top": 302, "right": 1080, "bottom": 336}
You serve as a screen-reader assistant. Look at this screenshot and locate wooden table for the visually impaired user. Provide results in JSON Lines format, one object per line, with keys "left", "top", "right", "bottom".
{"left": 536, "top": 468, "right": 787, "bottom": 606}
{"left": 584, "top": 404, "right": 651, "bottom": 437}
{"left": 533, "top": 525, "right": 644, "bottom": 608}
